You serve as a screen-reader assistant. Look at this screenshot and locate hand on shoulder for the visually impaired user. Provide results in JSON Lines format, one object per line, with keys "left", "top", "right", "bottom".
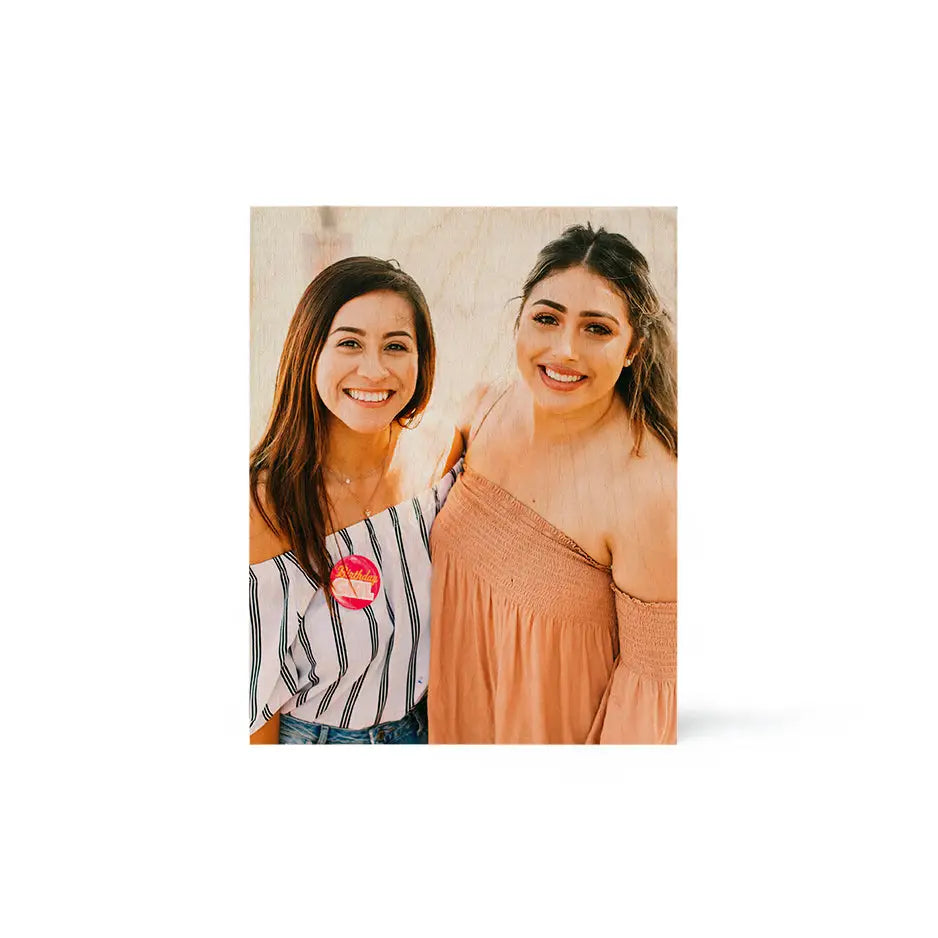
{"left": 431, "top": 381, "right": 498, "bottom": 477}
{"left": 455, "top": 381, "right": 490, "bottom": 442}
{"left": 462, "top": 379, "right": 515, "bottom": 445}
{"left": 396, "top": 410, "right": 463, "bottom": 485}
{"left": 416, "top": 381, "right": 510, "bottom": 481}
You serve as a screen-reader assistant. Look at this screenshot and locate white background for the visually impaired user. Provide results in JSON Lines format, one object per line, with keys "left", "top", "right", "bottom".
{"left": 3, "top": 2, "right": 935, "bottom": 936}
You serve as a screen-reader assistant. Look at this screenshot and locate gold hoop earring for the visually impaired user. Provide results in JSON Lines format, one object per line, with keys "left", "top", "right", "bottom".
{"left": 397, "top": 413, "right": 422, "bottom": 430}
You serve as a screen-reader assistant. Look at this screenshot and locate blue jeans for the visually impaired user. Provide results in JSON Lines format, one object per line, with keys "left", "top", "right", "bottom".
{"left": 278, "top": 695, "right": 428, "bottom": 744}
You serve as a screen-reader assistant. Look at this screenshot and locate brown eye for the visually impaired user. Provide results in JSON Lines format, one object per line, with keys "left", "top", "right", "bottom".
{"left": 585, "top": 323, "right": 612, "bottom": 336}
{"left": 533, "top": 313, "right": 558, "bottom": 326}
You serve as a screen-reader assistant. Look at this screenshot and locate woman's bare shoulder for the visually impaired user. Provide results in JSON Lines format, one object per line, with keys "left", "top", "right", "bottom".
{"left": 600, "top": 423, "right": 675, "bottom": 532}
{"left": 429, "top": 381, "right": 503, "bottom": 472}
{"left": 607, "top": 431, "right": 677, "bottom": 600}
{"left": 637, "top": 431, "right": 676, "bottom": 490}
{"left": 463, "top": 379, "right": 516, "bottom": 442}
{"left": 632, "top": 435, "right": 676, "bottom": 528}
{"left": 249, "top": 478, "right": 291, "bottom": 565}
{"left": 605, "top": 420, "right": 675, "bottom": 486}
{"left": 457, "top": 381, "right": 494, "bottom": 439}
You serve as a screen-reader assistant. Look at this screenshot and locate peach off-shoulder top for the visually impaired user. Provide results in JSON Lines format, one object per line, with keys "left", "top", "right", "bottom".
{"left": 428, "top": 464, "right": 676, "bottom": 744}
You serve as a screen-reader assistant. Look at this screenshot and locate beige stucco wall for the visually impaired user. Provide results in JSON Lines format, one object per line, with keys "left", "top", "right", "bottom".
{"left": 250, "top": 207, "right": 676, "bottom": 449}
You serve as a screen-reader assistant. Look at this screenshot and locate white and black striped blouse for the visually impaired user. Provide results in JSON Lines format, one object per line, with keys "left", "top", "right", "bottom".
{"left": 249, "top": 461, "right": 462, "bottom": 733}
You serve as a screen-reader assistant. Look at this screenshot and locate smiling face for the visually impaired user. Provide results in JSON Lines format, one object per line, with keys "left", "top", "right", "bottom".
{"left": 515, "top": 265, "right": 635, "bottom": 414}
{"left": 314, "top": 289, "right": 419, "bottom": 434}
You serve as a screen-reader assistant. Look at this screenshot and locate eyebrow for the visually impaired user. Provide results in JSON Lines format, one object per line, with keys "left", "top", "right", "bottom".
{"left": 531, "top": 298, "right": 621, "bottom": 324}
{"left": 329, "top": 326, "right": 415, "bottom": 339}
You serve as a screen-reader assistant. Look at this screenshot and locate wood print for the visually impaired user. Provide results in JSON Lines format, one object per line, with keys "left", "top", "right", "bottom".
{"left": 249, "top": 207, "right": 677, "bottom": 744}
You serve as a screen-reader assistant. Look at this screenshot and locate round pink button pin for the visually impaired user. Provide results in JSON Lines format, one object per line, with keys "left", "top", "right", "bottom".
{"left": 329, "top": 555, "right": 381, "bottom": 610}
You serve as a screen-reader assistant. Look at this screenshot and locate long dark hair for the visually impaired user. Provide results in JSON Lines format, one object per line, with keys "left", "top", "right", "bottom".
{"left": 519, "top": 224, "right": 676, "bottom": 456}
{"left": 250, "top": 256, "right": 436, "bottom": 588}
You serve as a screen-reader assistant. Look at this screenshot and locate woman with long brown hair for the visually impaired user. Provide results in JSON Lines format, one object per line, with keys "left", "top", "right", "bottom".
{"left": 249, "top": 256, "right": 459, "bottom": 744}
{"left": 428, "top": 224, "right": 677, "bottom": 743}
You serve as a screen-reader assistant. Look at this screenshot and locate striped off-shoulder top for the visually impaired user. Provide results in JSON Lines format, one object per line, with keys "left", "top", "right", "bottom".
{"left": 249, "top": 461, "right": 462, "bottom": 734}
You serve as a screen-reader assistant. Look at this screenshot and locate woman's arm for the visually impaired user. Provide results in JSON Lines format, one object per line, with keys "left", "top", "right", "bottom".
{"left": 588, "top": 447, "right": 677, "bottom": 744}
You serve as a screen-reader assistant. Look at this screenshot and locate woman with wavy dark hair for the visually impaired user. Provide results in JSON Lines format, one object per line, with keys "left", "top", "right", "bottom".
{"left": 429, "top": 224, "right": 677, "bottom": 744}
{"left": 249, "top": 256, "right": 460, "bottom": 744}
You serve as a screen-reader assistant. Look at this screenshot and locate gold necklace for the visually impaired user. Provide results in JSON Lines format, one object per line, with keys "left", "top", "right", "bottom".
{"left": 325, "top": 432, "right": 392, "bottom": 519}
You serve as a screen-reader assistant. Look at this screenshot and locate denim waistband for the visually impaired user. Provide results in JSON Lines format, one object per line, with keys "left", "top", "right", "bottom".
{"left": 279, "top": 695, "right": 427, "bottom": 744}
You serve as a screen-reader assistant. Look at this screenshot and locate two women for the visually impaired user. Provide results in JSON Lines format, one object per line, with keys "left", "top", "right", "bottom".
{"left": 249, "top": 257, "right": 459, "bottom": 744}
{"left": 250, "top": 223, "right": 677, "bottom": 744}
{"left": 429, "top": 224, "right": 677, "bottom": 743}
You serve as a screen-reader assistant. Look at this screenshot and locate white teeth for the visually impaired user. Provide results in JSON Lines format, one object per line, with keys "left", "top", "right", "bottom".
{"left": 347, "top": 389, "right": 391, "bottom": 403}
{"left": 544, "top": 367, "right": 584, "bottom": 383}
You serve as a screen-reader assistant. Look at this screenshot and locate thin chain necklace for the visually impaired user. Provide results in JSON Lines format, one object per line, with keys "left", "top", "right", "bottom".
{"left": 324, "top": 430, "right": 392, "bottom": 520}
